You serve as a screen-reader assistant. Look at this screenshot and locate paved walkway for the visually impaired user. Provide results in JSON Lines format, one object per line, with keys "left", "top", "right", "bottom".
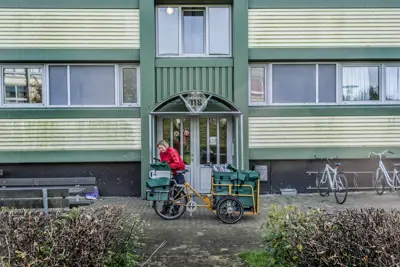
{"left": 93, "top": 191, "right": 400, "bottom": 267}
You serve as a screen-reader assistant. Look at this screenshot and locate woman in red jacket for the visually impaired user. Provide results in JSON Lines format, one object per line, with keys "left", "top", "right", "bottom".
{"left": 157, "top": 140, "right": 186, "bottom": 184}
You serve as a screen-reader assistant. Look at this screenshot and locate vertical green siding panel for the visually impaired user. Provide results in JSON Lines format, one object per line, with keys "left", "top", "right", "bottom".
{"left": 215, "top": 68, "right": 220, "bottom": 96}
{"left": 139, "top": 0, "right": 156, "bottom": 198}
{"left": 227, "top": 68, "right": 233, "bottom": 100}
{"left": 221, "top": 68, "right": 226, "bottom": 97}
{"left": 176, "top": 68, "right": 182, "bottom": 95}
{"left": 201, "top": 68, "right": 207, "bottom": 92}
{"left": 188, "top": 68, "right": 194, "bottom": 91}
{"left": 169, "top": 68, "right": 175, "bottom": 97}
{"left": 208, "top": 68, "right": 214, "bottom": 94}
{"left": 183, "top": 68, "right": 189, "bottom": 94}
{"left": 155, "top": 67, "right": 233, "bottom": 100}
{"left": 233, "top": 0, "right": 249, "bottom": 169}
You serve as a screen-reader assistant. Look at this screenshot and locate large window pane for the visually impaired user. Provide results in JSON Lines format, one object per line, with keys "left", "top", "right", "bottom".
{"left": 70, "top": 66, "right": 115, "bottom": 105}
{"left": 49, "top": 66, "right": 68, "bottom": 105}
{"left": 318, "top": 64, "right": 336, "bottom": 103}
{"left": 250, "top": 67, "right": 266, "bottom": 103}
{"left": 386, "top": 67, "right": 400, "bottom": 101}
{"left": 3, "top": 68, "right": 42, "bottom": 104}
{"left": 342, "top": 66, "right": 379, "bottom": 101}
{"left": 122, "top": 67, "right": 137, "bottom": 104}
{"left": 157, "top": 7, "right": 179, "bottom": 55}
{"left": 183, "top": 9, "right": 205, "bottom": 54}
{"left": 208, "top": 7, "right": 230, "bottom": 55}
{"left": 272, "top": 64, "right": 316, "bottom": 103}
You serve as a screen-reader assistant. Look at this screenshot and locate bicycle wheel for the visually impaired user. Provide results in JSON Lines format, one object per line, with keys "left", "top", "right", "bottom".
{"left": 374, "top": 168, "right": 385, "bottom": 195}
{"left": 334, "top": 173, "right": 348, "bottom": 205}
{"left": 153, "top": 187, "right": 188, "bottom": 220}
{"left": 394, "top": 175, "right": 400, "bottom": 196}
{"left": 316, "top": 171, "right": 329, "bottom": 197}
{"left": 216, "top": 196, "right": 244, "bottom": 224}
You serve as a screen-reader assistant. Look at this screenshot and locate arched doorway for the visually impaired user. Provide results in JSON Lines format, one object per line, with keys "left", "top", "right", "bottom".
{"left": 149, "top": 91, "right": 243, "bottom": 193}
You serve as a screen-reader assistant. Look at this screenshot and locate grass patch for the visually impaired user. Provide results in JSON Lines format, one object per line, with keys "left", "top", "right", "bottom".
{"left": 239, "top": 251, "right": 270, "bottom": 267}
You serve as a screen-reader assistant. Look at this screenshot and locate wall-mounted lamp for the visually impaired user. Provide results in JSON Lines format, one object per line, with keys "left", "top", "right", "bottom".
{"left": 166, "top": 7, "right": 174, "bottom": 15}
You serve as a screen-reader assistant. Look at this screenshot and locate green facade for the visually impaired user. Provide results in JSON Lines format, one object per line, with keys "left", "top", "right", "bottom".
{"left": 155, "top": 65, "right": 233, "bottom": 101}
{"left": 0, "top": 0, "right": 399, "bottom": 196}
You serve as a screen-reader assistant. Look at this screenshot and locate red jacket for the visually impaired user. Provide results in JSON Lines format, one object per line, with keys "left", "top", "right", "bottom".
{"left": 160, "top": 147, "right": 185, "bottom": 175}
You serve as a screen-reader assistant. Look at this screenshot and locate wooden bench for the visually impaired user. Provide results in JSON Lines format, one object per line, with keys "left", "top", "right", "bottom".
{"left": 0, "top": 177, "right": 97, "bottom": 210}
{"left": 0, "top": 188, "right": 69, "bottom": 213}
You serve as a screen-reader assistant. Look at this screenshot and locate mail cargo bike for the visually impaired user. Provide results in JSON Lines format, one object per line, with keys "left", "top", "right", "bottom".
{"left": 145, "top": 161, "right": 261, "bottom": 224}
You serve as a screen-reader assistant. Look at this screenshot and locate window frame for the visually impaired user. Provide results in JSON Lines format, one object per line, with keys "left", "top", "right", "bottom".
{"left": 248, "top": 64, "right": 268, "bottom": 106}
{"left": 0, "top": 63, "right": 140, "bottom": 108}
{"left": 1, "top": 65, "right": 47, "bottom": 108}
{"left": 45, "top": 63, "right": 140, "bottom": 108}
{"left": 119, "top": 65, "right": 141, "bottom": 107}
{"left": 340, "top": 63, "right": 382, "bottom": 105}
{"left": 155, "top": 5, "right": 232, "bottom": 58}
{"left": 248, "top": 62, "right": 400, "bottom": 106}
{"left": 380, "top": 63, "right": 400, "bottom": 104}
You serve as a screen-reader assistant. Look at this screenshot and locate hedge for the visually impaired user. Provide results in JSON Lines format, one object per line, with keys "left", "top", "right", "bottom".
{"left": 0, "top": 205, "right": 146, "bottom": 267}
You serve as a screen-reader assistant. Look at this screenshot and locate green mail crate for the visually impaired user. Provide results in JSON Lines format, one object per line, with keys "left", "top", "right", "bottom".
{"left": 146, "top": 177, "right": 170, "bottom": 201}
{"left": 150, "top": 162, "right": 171, "bottom": 171}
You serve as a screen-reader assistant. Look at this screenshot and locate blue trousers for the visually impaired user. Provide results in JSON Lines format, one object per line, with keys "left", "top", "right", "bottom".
{"left": 173, "top": 174, "right": 185, "bottom": 184}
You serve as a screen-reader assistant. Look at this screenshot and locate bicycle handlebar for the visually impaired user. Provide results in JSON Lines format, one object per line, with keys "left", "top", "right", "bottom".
{"left": 368, "top": 150, "right": 395, "bottom": 159}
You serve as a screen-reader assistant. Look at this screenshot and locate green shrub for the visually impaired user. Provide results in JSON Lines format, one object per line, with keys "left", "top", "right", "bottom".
{"left": 0, "top": 205, "right": 146, "bottom": 267}
{"left": 261, "top": 205, "right": 400, "bottom": 267}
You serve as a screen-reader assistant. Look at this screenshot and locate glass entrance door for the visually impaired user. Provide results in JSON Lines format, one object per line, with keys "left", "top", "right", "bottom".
{"left": 157, "top": 117, "right": 232, "bottom": 193}
{"left": 196, "top": 117, "right": 232, "bottom": 193}
{"left": 158, "top": 118, "right": 193, "bottom": 185}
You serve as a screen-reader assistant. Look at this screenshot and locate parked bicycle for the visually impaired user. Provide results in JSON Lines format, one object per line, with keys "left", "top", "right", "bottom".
{"left": 369, "top": 150, "right": 400, "bottom": 195}
{"left": 314, "top": 155, "right": 348, "bottom": 204}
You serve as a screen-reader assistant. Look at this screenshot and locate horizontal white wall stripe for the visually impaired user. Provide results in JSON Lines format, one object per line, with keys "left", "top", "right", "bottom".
{"left": 0, "top": 8, "right": 139, "bottom": 48}
{"left": 0, "top": 118, "right": 141, "bottom": 150}
{"left": 249, "top": 116, "right": 400, "bottom": 148}
{"left": 249, "top": 8, "right": 400, "bottom": 48}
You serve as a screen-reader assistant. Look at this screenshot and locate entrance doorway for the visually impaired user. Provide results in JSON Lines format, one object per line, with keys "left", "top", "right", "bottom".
{"left": 157, "top": 117, "right": 233, "bottom": 193}
{"left": 148, "top": 91, "right": 244, "bottom": 197}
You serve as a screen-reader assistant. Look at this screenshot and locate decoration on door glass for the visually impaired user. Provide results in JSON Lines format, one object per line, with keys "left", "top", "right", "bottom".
{"left": 172, "top": 119, "right": 191, "bottom": 166}
{"left": 209, "top": 136, "right": 217, "bottom": 146}
{"left": 180, "top": 92, "right": 211, "bottom": 113}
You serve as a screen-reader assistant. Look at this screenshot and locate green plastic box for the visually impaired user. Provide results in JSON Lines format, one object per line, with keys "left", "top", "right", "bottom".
{"left": 145, "top": 177, "right": 170, "bottom": 201}
{"left": 146, "top": 190, "right": 169, "bottom": 201}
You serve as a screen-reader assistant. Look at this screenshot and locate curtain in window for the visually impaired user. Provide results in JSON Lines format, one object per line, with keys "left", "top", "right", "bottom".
{"left": 342, "top": 67, "right": 379, "bottom": 101}
{"left": 386, "top": 67, "right": 400, "bottom": 101}
{"left": 183, "top": 10, "right": 204, "bottom": 54}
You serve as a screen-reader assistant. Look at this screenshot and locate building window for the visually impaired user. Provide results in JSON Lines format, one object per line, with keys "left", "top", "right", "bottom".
{"left": 385, "top": 66, "right": 400, "bottom": 101}
{"left": 342, "top": 66, "right": 379, "bottom": 101}
{"left": 248, "top": 63, "right": 400, "bottom": 105}
{"left": 3, "top": 67, "right": 43, "bottom": 105}
{"left": 156, "top": 6, "right": 231, "bottom": 57}
{"left": 48, "top": 65, "right": 139, "bottom": 106}
{"left": 0, "top": 64, "right": 139, "bottom": 108}
{"left": 249, "top": 67, "right": 266, "bottom": 104}
{"left": 121, "top": 66, "right": 138, "bottom": 104}
{"left": 183, "top": 8, "right": 205, "bottom": 54}
{"left": 249, "top": 64, "right": 336, "bottom": 105}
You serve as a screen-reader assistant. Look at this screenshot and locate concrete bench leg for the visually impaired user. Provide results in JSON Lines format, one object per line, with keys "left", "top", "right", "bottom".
{"left": 42, "top": 189, "right": 48, "bottom": 214}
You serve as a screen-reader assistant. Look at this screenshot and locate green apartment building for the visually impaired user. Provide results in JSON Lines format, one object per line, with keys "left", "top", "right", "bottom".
{"left": 1, "top": 0, "right": 400, "bottom": 196}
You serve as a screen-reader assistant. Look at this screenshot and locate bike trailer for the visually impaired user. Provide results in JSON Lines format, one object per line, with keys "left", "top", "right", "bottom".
{"left": 212, "top": 165, "right": 261, "bottom": 212}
